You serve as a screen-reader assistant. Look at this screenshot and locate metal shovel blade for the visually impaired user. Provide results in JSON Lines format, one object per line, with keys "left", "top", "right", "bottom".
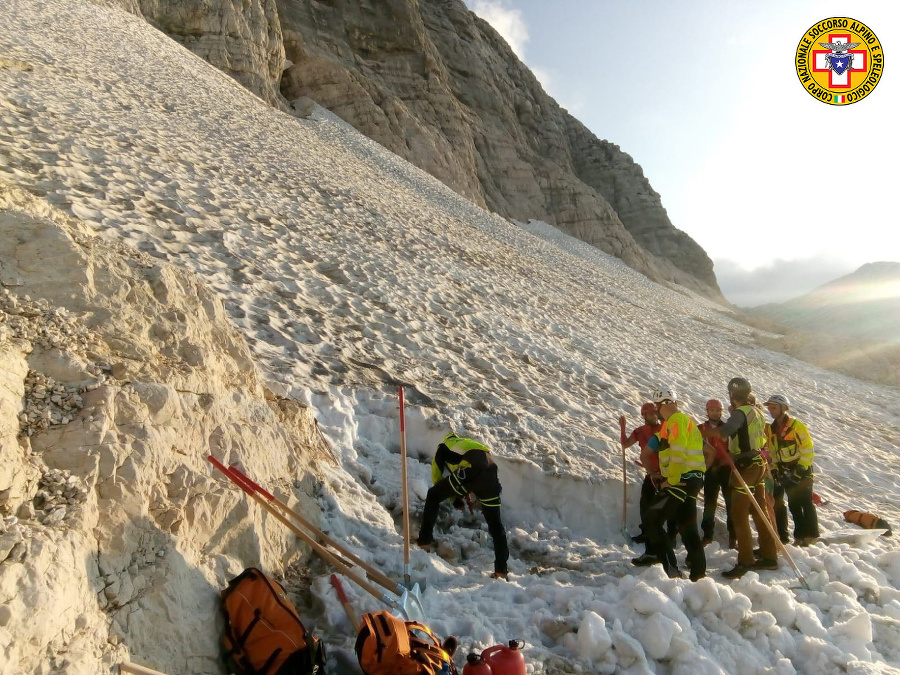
{"left": 397, "top": 583, "right": 426, "bottom": 622}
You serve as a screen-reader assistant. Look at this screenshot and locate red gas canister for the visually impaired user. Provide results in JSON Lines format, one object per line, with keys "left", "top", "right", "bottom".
{"left": 462, "top": 652, "right": 493, "bottom": 675}
{"left": 482, "top": 640, "right": 526, "bottom": 675}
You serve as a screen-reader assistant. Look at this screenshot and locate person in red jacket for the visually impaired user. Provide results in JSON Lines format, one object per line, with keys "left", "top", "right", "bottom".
{"left": 699, "top": 399, "right": 734, "bottom": 546}
{"left": 619, "top": 403, "right": 670, "bottom": 552}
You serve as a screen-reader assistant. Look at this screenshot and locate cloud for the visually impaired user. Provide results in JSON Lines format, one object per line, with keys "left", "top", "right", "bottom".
{"left": 714, "top": 256, "right": 859, "bottom": 307}
{"left": 464, "top": 0, "right": 529, "bottom": 59}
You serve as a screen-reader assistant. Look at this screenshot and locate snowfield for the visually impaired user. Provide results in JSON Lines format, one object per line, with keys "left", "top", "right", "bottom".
{"left": 2, "top": 0, "right": 900, "bottom": 673}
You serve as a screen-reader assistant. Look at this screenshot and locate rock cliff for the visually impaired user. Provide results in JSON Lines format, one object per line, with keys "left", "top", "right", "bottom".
{"left": 0, "top": 188, "right": 330, "bottom": 674}
{"left": 98, "top": 0, "right": 723, "bottom": 300}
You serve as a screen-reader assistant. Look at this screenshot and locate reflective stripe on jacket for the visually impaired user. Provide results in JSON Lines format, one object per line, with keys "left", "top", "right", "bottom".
{"left": 766, "top": 417, "right": 814, "bottom": 469}
{"left": 658, "top": 411, "right": 705, "bottom": 484}
{"left": 431, "top": 436, "right": 491, "bottom": 484}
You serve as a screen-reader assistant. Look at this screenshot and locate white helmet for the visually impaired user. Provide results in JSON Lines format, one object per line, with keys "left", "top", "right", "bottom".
{"left": 765, "top": 394, "right": 791, "bottom": 410}
{"left": 651, "top": 387, "right": 677, "bottom": 404}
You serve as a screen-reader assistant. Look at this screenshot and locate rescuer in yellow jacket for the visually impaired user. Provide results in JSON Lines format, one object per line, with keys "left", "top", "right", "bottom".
{"left": 416, "top": 432, "right": 509, "bottom": 579}
{"left": 765, "top": 393, "right": 819, "bottom": 546}
{"left": 631, "top": 387, "right": 707, "bottom": 581}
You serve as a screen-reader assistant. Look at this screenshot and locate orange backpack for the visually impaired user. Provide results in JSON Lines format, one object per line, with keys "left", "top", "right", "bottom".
{"left": 844, "top": 510, "right": 893, "bottom": 535}
{"left": 221, "top": 568, "right": 326, "bottom": 675}
{"left": 355, "top": 611, "right": 458, "bottom": 675}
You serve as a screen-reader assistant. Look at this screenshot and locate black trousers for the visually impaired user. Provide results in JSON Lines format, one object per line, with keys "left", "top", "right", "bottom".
{"left": 644, "top": 475, "right": 705, "bottom": 578}
{"left": 701, "top": 465, "right": 733, "bottom": 540}
{"left": 418, "top": 465, "right": 509, "bottom": 573}
{"left": 639, "top": 475, "right": 677, "bottom": 556}
{"left": 774, "top": 472, "right": 819, "bottom": 540}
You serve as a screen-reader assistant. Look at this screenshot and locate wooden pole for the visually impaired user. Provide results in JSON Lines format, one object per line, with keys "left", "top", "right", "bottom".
{"left": 727, "top": 458, "right": 810, "bottom": 590}
{"left": 119, "top": 662, "right": 169, "bottom": 675}
{"left": 331, "top": 573, "right": 360, "bottom": 632}
{"left": 208, "top": 457, "right": 389, "bottom": 602}
{"left": 225, "top": 463, "right": 402, "bottom": 595}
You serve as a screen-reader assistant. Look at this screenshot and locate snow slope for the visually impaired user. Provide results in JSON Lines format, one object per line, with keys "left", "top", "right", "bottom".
{"left": 2, "top": 0, "right": 900, "bottom": 672}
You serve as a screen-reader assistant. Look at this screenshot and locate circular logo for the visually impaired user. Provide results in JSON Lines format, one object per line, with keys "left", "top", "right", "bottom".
{"left": 795, "top": 18, "right": 883, "bottom": 105}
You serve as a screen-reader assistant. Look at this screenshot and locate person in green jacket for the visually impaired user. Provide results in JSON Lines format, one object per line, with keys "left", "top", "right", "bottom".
{"left": 706, "top": 377, "right": 779, "bottom": 578}
{"left": 416, "top": 432, "right": 509, "bottom": 579}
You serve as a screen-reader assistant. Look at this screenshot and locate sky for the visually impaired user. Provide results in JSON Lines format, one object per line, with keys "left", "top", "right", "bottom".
{"left": 463, "top": 0, "right": 900, "bottom": 306}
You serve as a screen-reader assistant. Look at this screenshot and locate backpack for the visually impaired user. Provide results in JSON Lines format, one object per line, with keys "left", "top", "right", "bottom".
{"left": 355, "top": 611, "right": 458, "bottom": 675}
{"left": 221, "top": 567, "right": 326, "bottom": 675}
{"left": 844, "top": 510, "right": 893, "bottom": 535}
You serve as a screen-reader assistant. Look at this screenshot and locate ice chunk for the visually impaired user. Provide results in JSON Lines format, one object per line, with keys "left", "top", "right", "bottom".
{"left": 576, "top": 611, "right": 612, "bottom": 661}
{"left": 637, "top": 611, "right": 681, "bottom": 660}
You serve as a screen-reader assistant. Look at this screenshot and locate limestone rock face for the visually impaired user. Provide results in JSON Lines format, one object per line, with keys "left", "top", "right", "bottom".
{"left": 100, "top": 0, "right": 288, "bottom": 108}
{"left": 0, "top": 189, "right": 329, "bottom": 674}
{"left": 274, "top": 0, "right": 723, "bottom": 300}
{"left": 104, "top": 0, "right": 721, "bottom": 297}
{"left": 563, "top": 116, "right": 720, "bottom": 295}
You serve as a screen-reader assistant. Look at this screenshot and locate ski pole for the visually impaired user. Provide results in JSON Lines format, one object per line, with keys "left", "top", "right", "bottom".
{"left": 724, "top": 452, "right": 810, "bottom": 590}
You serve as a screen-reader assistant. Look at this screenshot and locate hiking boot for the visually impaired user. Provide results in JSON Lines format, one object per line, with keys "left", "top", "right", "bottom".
{"left": 631, "top": 554, "right": 660, "bottom": 567}
{"left": 780, "top": 535, "right": 790, "bottom": 544}
{"left": 752, "top": 558, "right": 779, "bottom": 571}
{"left": 416, "top": 538, "right": 434, "bottom": 552}
{"left": 666, "top": 569, "right": 684, "bottom": 579}
{"left": 490, "top": 571, "right": 509, "bottom": 580}
{"left": 796, "top": 537, "right": 818, "bottom": 547}
{"left": 632, "top": 533, "right": 647, "bottom": 544}
{"left": 722, "top": 564, "right": 751, "bottom": 579}
{"left": 701, "top": 536, "right": 713, "bottom": 547}
{"left": 690, "top": 571, "right": 707, "bottom": 582}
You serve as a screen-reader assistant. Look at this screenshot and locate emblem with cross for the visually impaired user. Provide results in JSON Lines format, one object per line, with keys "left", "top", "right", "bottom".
{"left": 812, "top": 33, "right": 867, "bottom": 88}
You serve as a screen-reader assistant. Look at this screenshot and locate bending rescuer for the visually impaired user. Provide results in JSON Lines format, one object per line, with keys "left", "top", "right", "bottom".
{"left": 417, "top": 432, "right": 510, "bottom": 579}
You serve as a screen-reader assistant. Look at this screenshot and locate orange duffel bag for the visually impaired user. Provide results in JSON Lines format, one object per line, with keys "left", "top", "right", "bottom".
{"left": 221, "top": 567, "right": 326, "bottom": 675}
{"left": 844, "top": 510, "right": 892, "bottom": 535}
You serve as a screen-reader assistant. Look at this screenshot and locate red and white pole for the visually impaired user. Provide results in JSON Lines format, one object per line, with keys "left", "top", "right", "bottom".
{"left": 399, "top": 386, "right": 411, "bottom": 589}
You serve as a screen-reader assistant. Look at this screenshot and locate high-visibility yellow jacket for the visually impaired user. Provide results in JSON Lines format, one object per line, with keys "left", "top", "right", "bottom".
{"left": 658, "top": 411, "right": 705, "bottom": 484}
{"left": 766, "top": 417, "right": 814, "bottom": 469}
{"left": 431, "top": 435, "right": 492, "bottom": 484}
{"left": 727, "top": 404, "right": 767, "bottom": 456}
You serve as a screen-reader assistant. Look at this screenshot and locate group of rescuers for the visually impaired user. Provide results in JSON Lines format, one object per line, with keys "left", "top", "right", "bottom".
{"left": 416, "top": 376, "right": 818, "bottom": 582}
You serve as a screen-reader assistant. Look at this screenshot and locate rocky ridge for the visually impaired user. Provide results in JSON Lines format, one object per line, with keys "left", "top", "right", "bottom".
{"left": 0, "top": 187, "right": 331, "bottom": 675}
{"left": 95, "top": 0, "right": 723, "bottom": 301}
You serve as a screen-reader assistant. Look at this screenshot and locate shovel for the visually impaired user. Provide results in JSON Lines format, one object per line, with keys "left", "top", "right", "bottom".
{"left": 208, "top": 457, "right": 426, "bottom": 621}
